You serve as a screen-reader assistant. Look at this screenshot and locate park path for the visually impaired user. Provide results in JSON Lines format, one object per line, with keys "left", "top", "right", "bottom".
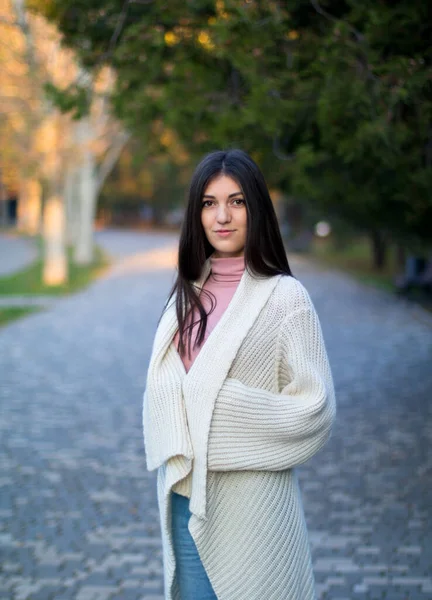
{"left": 0, "top": 229, "right": 431, "bottom": 600}
{"left": 0, "top": 232, "right": 37, "bottom": 277}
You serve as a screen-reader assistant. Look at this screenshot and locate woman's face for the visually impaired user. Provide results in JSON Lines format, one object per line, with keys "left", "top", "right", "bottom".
{"left": 201, "top": 174, "right": 247, "bottom": 258}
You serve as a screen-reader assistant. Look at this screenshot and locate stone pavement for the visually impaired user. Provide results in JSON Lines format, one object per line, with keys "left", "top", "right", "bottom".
{"left": 1, "top": 229, "right": 431, "bottom": 600}
{"left": 0, "top": 232, "right": 37, "bottom": 277}
{"left": 0, "top": 230, "right": 52, "bottom": 309}
{"left": 0, "top": 296, "right": 57, "bottom": 307}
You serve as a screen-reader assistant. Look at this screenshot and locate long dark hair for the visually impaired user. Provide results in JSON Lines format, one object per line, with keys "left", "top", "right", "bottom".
{"left": 164, "top": 148, "right": 294, "bottom": 358}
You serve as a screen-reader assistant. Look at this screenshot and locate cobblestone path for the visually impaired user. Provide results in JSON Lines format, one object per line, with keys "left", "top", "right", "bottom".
{"left": 1, "top": 230, "right": 431, "bottom": 600}
{"left": 0, "top": 232, "right": 37, "bottom": 277}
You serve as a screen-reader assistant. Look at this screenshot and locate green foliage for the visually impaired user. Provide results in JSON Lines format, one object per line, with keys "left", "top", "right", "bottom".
{"left": 43, "top": 82, "right": 90, "bottom": 119}
{"left": 34, "top": 0, "right": 432, "bottom": 248}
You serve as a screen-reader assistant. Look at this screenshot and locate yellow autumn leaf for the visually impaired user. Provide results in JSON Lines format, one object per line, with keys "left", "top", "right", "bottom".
{"left": 197, "top": 31, "right": 215, "bottom": 51}
{"left": 164, "top": 31, "right": 179, "bottom": 46}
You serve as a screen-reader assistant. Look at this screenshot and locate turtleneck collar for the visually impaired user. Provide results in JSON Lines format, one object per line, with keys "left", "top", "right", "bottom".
{"left": 209, "top": 254, "right": 245, "bottom": 283}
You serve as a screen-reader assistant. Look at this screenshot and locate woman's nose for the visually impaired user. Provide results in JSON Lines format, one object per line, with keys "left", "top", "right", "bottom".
{"left": 216, "top": 205, "right": 231, "bottom": 222}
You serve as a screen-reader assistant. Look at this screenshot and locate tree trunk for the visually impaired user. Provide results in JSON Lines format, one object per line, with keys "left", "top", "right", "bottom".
{"left": 43, "top": 193, "right": 67, "bottom": 285}
{"left": 369, "top": 229, "right": 388, "bottom": 270}
{"left": 17, "top": 179, "right": 30, "bottom": 232}
{"left": 73, "top": 145, "right": 97, "bottom": 265}
{"left": 26, "top": 178, "right": 42, "bottom": 235}
{"left": 72, "top": 119, "right": 129, "bottom": 264}
{"left": 64, "top": 166, "right": 79, "bottom": 247}
{"left": 17, "top": 177, "right": 42, "bottom": 235}
{"left": 42, "top": 112, "right": 68, "bottom": 286}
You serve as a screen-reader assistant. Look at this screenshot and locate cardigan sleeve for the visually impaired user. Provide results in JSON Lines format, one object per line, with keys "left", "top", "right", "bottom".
{"left": 207, "top": 305, "right": 336, "bottom": 471}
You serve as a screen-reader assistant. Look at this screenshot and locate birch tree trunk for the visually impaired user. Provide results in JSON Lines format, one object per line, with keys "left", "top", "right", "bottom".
{"left": 42, "top": 115, "right": 68, "bottom": 285}
{"left": 12, "top": 0, "right": 40, "bottom": 236}
{"left": 74, "top": 137, "right": 97, "bottom": 264}
{"left": 17, "top": 179, "right": 30, "bottom": 232}
{"left": 64, "top": 165, "right": 79, "bottom": 247}
{"left": 17, "top": 178, "right": 41, "bottom": 234}
{"left": 73, "top": 116, "right": 129, "bottom": 265}
{"left": 25, "top": 178, "right": 42, "bottom": 235}
{"left": 43, "top": 192, "right": 67, "bottom": 285}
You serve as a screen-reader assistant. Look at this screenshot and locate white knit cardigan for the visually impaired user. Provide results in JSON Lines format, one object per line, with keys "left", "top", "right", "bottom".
{"left": 142, "top": 256, "right": 336, "bottom": 600}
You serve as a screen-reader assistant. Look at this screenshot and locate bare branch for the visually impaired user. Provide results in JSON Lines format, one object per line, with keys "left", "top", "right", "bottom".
{"left": 95, "top": 130, "right": 130, "bottom": 194}
{"left": 310, "top": 0, "right": 380, "bottom": 87}
{"left": 69, "top": 0, "right": 131, "bottom": 98}
{"left": 95, "top": 0, "right": 130, "bottom": 66}
{"left": 310, "top": 0, "right": 364, "bottom": 43}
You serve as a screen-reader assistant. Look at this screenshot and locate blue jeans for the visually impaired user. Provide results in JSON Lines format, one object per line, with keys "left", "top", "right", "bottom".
{"left": 171, "top": 491, "right": 218, "bottom": 599}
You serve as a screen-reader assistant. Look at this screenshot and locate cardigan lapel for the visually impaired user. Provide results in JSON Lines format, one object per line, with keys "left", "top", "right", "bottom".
{"left": 151, "top": 256, "right": 281, "bottom": 385}
{"left": 142, "top": 258, "right": 213, "bottom": 472}
{"left": 182, "top": 265, "right": 282, "bottom": 520}
{"left": 148, "top": 256, "right": 213, "bottom": 373}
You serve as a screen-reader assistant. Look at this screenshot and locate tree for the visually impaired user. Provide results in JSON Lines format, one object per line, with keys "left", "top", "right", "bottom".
{"left": 1, "top": 0, "right": 130, "bottom": 285}
{"left": 99, "top": 132, "right": 191, "bottom": 226}
{"left": 289, "top": 1, "right": 432, "bottom": 262}
{"left": 35, "top": 0, "right": 432, "bottom": 257}
{"left": 1, "top": 0, "right": 73, "bottom": 283}
{"left": 63, "top": 69, "right": 130, "bottom": 264}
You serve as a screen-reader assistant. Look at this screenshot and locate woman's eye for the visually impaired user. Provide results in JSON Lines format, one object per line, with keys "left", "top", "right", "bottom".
{"left": 201, "top": 198, "right": 244, "bottom": 207}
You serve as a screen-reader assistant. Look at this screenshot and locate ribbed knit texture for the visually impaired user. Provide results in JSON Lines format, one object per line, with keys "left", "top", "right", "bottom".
{"left": 142, "top": 255, "right": 336, "bottom": 600}
{"left": 172, "top": 255, "right": 245, "bottom": 498}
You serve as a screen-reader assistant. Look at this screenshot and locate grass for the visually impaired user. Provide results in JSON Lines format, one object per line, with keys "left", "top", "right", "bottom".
{"left": 309, "top": 236, "right": 397, "bottom": 290}
{"left": 0, "top": 237, "right": 112, "bottom": 327}
{"left": 0, "top": 307, "right": 42, "bottom": 327}
{"left": 307, "top": 235, "right": 432, "bottom": 313}
{"left": 0, "top": 242, "right": 111, "bottom": 297}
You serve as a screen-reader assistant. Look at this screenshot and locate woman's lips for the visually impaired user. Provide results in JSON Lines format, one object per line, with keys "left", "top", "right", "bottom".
{"left": 215, "top": 230, "right": 235, "bottom": 237}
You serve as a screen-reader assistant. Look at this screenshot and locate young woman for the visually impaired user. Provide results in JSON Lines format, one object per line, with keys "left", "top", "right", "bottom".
{"left": 143, "top": 149, "right": 336, "bottom": 600}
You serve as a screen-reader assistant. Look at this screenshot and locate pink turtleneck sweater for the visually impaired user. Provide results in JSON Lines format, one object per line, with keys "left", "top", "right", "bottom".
{"left": 173, "top": 254, "right": 246, "bottom": 373}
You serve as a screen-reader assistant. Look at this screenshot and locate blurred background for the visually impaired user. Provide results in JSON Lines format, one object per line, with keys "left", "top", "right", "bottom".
{"left": 1, "top": 3, "right": 432, "bottom": 600}
{"left": 0, "top": 0, "right": 431, "bottom": 322}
